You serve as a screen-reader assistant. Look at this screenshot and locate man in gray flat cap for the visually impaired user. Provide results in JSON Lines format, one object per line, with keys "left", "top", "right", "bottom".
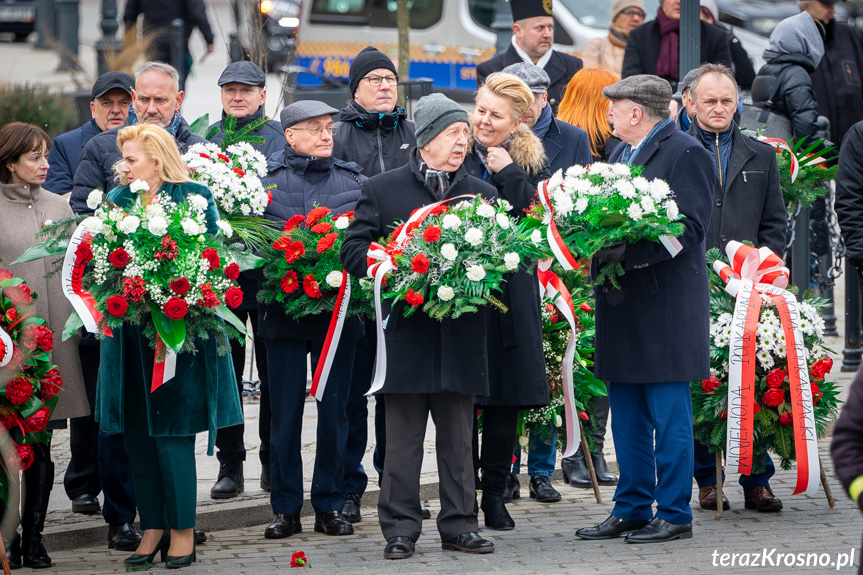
{"left": 576, "top": 74, "right": 714, "bottom": 544}
{"left": 258, "top": 99, "right": 366, "bottom": 540}
{"left": 207, "top": 60, "right": 285, "bottom": 501}
{"left": 674, "top": 68, "right": 700, "bottom": 131}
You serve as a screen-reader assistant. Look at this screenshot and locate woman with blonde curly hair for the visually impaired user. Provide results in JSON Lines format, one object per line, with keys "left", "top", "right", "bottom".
{"left": 557, "top": 68, "right": 622, "bottom": 162}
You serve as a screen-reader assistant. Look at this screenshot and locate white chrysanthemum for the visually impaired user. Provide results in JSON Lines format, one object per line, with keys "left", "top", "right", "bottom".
{"left": 334, "top": 216, "right": 350, "bottom": 230}
{"left": 565, "top": 164, "right": 587, "bottom": 178}
{"left": 188, "top": 194, "right": 208, "bottom": 210}
{"left": 617, "top": 180, "right": 636, "bottom": 199}
{"left": 495, "top": 213, "right": 511, "bottom": 229}
{"left": 326, "top": 270, "right": 343, "bottom": 288}
{"left": 649, "top": 179, "right": 671, "bottom": 200}
{"left": 442, "top": 214, "right": 462, "bottom": 230}
{"left": 555, "top": 194, "right": 575, "bottom": 216}
{"left": 627, "top": 202, "right": 644, "bottom": 222}
{"left": 117, "top": 215, "right": 140, "bottom": 234}
{"left": 181, "top": 218, "right": 203, "bottom": 236}
{"left": 611, "top": 163, "right": 631, "bottom": 178}
{"left": 476, "top": 203, "right": 496, "bottom": 218}
{"left": 441, "top": 243, "right": 458, "bottom": 261}
{"left": 437, "top": 285, "right": 455, "bottom": 301}
{"left": 574, "top": 196, "right": 589, "bottom": 214}
{"left": 466, "top": 264, "right": 486, "bottom": 281}
{"left": 531, "top": 229, "right": 543, "bottom": 245}
{"left": 632, "top": 176, "right": 651, "bottom": 193}
{"left": 86, "top": 189, "right": 103, "bottom": 209}
{"left": 665, "top": 199, "right": 680, "bottom": 221}
{"left": 640, "top": 195, "right": 656, "bottom": 214}
{"left": 587, "top": 162, "right": 612, "bottom": 177}
{"left": 216, "top": 220, "right": 233, "bottom": 238}
{"left": 81, "top": 217, "right": 104, "bottom": 234}
{"left": 504, "top": 252, "right": 520, "bottom": 271}
{"left": 147, "top": 216, "right": 168, "bottom": 236}
{"left": 546, "top": 169, "right": 564, "bottom": 191}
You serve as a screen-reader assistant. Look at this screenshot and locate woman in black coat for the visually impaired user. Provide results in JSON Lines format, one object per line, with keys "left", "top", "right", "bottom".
{"left": 463, "top": 72, "right": 550, "bottom": 530}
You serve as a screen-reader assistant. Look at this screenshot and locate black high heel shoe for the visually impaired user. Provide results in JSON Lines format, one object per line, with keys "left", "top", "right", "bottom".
{"left": 124, "top": 530, "right": 170, "bottom": 571}
{"left": 166, "top": 547, "right": 196, "bottom": 569}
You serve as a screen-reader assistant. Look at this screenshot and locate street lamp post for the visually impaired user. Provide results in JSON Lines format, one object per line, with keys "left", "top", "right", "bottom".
{"left": 490, "top": 0, "right": 512, "bottom": 56}
{"left": 95, "top": 0, "right": 123, "bottom": 76}
{"left": 678, "top": 0, "right": 701, "bottom": 91}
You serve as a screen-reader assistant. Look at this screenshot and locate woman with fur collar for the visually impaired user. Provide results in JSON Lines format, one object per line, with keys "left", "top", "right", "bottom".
{"left": 464, "top": 72, "right": 550, "bottom": 532}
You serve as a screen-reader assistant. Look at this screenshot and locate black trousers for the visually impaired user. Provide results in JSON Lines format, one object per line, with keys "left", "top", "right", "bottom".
{"left": 341, "top": 325, "right": 375, "bottom": 496}
{"left": 474, "top": 405, "right": 519, "bottom": 492}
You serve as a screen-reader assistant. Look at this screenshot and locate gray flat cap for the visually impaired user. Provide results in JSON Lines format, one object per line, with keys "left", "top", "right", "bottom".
{"left": 502, "top": 62, "right": 550, "bottom": 94}
{"left": 280, "top": 100, "right": 339, "bottom": 130}
{"left": 603, "top": 75, "right": 672, "bottom": 110}
{"left": 218, "top": 61, "right": 266, "bottom": 87}
{"left": 679, "top": 68, "right": 699, "bottom": 93}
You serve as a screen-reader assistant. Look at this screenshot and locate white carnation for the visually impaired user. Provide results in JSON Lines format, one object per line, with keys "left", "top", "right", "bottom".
{"left": 188, "top": 194, "right": 208, "bottom": 210}
{"left": 504, "top": 252, "right": 520, "bottom": 271}
{"left": 334, "top": 216, "right": 350, "bottom": 230}
{"left": 476, "top": 203, "right": 496, "bottom": 218}
{"left": 437, "top": 285, "right": 455, "bottom": 301}
{"left": 495, "top": 213, "right": 511, "bottom": 229}
{"left": 627, "top": 202, "right": 644, "bottom": 222}
{"left": 497, "top": 198, "right": 513, "bottom": 212}
{"left": 665, "top": 199, "right": 680, "bottom": 220}
{"left": 147, "top": 216, "right": 169, "bottom": 236}
{"left": 531, "top": 229, "right": 543, "bottom": 245}
{"left": 442, "top": 214, "right": 462, "bottom": 230}
{"left": 145, "top": 203, "right": 165, "bottom": 218}
{"left": 86, "top": 189, "right": 103, "bottom": 209}
{"left": 117, "top": 215, "right": 140, "bottom": 234}
{"left": 129, "top": 179, "right": 150, "bottom": 194}
{"left": 466, "top": 264, "right": 486, "bottom": 281}
{"left": 440, "top": 243, "right": 458, "bottom": 261}
{"left": 181, "top": 218, "right": 203, "bottom": 236}
{"left": 216, "top": 220, "right": 234, "bottom": 238}
{"left": 464, "top": 227, "right": 484, "bottom": 246}
{"left": 325, "top": 270, "right": 343, "bottom": 288}
{"left": 81, "top": 217, "right": 104, "bottom": 234}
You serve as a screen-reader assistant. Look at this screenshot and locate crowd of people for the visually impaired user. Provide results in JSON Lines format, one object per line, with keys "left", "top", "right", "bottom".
{"left": 3, "top": 0, "right": 863, "bottom": 569}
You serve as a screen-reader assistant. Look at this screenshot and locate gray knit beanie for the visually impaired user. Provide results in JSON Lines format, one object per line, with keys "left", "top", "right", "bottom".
{"left": 414, "top": 94, "right": 470, "bottom": 148}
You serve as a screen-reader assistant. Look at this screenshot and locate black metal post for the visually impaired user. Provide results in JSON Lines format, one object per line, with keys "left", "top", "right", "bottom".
{"left": 35, "top": 0, "right": 54, "bottom": 50}
{"left": 491, "top": 0, "right": 512, "bottom": 56}
{"left": 843, "top": 269, "right": 862, "bottom": 372}
{"left": 170, "top": 18, "right": 184, "bottom": 72}
{"left": 791, "top": 208, "right": 811, "bottom": 292}
{"left": 95, "top": 0, "right": 123, "bottom": 76}
{"left": 229, "top": 32, "right": 241, "bottom": 64}
{"left": 678, "top": 0, "right": 701, "bottom": 92}
{"left": 54, "top": 0, "right": 80, "bottom": 71}
{"left": 819, "top": 253, "right": 838, "bottom": 336}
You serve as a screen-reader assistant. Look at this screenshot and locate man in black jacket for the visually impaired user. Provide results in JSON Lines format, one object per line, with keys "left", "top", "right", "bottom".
{"left": 476, "top": 0, "right": 582, "bottom": 113}
{"left": 687, "top": 64, "right": 787, "bottom": 513}
{"left": 70, "top": 62, "right": 207, "bottom": 215}
{"left": 837, "top": 121, "right": 863, "bottom": 275}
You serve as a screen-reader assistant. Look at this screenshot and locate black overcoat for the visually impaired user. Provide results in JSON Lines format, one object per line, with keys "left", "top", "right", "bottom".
{"left": 594, "top": 121, "right": 713, "bottom": 384}
{"left": 340, "top": 150, "right": 497, "bottom": 397}
{"left": 544, "top": 118, "right": 591, "bottom": 175}
{"left": 836, "top": 122, "right": 863, "bottom": 271}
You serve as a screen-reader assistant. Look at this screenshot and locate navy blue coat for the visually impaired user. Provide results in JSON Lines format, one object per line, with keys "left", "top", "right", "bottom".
{"left": 208, "top": 108, "right": 285, "bottom": 160}
{"left": 544, "top": 118, "right": 591, "bottom": 174}
{"left": 44, "top": 119, "right": 101, "bottom": 195}
{"left": 594, "top": 121, "right": 714, "bottom": 383}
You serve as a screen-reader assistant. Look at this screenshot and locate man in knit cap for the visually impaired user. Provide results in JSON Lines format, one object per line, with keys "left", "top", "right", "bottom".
{"left": 341, "top": 93, "right": 497, "bottom": 559}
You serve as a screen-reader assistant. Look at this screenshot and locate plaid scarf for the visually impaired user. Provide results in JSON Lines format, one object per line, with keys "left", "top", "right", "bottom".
{"left": 417, "top": 150, "right": 450, "bottom": 198}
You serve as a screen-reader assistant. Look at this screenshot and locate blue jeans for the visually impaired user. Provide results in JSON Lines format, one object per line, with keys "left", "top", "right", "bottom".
{"left": 512, "top": 425, "right": 557, "bottom": 477}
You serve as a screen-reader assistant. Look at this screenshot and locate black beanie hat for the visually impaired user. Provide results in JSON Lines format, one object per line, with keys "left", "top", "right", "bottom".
{"left": 349, "top": 46, "right": 398, "bottom": 98}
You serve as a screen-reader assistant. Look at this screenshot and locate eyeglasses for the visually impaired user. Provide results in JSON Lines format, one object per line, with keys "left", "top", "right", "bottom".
{"left": 289, "top": 126, "right": 338, "bottom": 136}
{"left": 362, "top": 74, "right": 398, "bottom": 86}
{"left": 622, "top": 8, "right": 646, "bottom": 17}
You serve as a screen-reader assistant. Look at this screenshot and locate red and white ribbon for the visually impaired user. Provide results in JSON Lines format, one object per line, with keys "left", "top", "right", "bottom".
{"left": 537, "top": 179, "right": 580, "bottom": 271}
{"left": 760, "top": 137, "right": 799, "bottom": 183}
{"left": 0, "top": 326, "right": 12, "bottom": 367}
{"left": 151, "top": 335, "right": 177, "bottom": 393}
{"left": 311, "top": 270, "right": 351, "bottom": 401}
{"left": 536, "top": 259, "right": 580, "bottom": 458}
{"left": 713, "top": 240, "right": 819, "bottom": 495}
{"left": 61, "top": 226, "right": 111, "bottom": 336}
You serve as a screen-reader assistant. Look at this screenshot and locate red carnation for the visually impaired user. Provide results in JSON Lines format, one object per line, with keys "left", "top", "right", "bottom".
{"left": 25, "top": 407, "right": 50, "bottom": 433}
{"left": 766, "top": 368, "right": 786, "bottom": 388}
{"left": 163, "top": 297, "right": 189, "bottom": 319}
{"left": 422, "top": 225, "right": 441, "bottom": 243}
{"left": 763, "top": 388, "right": 785, "bottom": 407}
{"left": 224, "top": 262, "right": 240, "bottom": 281}
{"left": 109, "top": 248, "right": 130, "bottom": 268}
{"left": 316, "top": 233, "right": 337, "bottom": 253}
{"left": 6, "top": 377, "right": 33, "bottom": 406}
{"left": 311, "top": 222, "right": 333, "bottom": 234}
{"left": 217, "top": 153, "right": 231, "bottom": 163}
{"left": 779, "top": 412, "right": 793, "bottom": 425}
{"left": 280, "top": 271, "right": 299, "bottom": 294}
{"left": 411, "top": 254, "right": 430, "bottom": 274}
{"left": 405, "top": 289, "right": 424, "bottom": 307}
{"left": 290, "top": 551, "right": 310, "bottom": 568}
{"left": 580, "top": 302, "right": 592, "bottom": 312}
{"left": 233, "top": 167, "right": 246, "bottom": 177}
{"left": 407, "top": 221, "right": 421, "bottom": 234}
{"left": 284, "top": 214, "right": 305, "bottom": 232}
{"left": 75, "top": 242, "right": 93, "bottom": 264}
{"left": 305, "top": 207, "right": 331, "bottom": 226}
{"left": 196, "top": 284, "right": 220, "bottom": 309}
{"left": 267, "top": 190, "right": 273, "bottom": 205}
{"left": 303, "top": 275, "right": 323, "bottom": 299}
{"left": 170, "top": 278, "right": 191, "bottom": 296}
{"left": 339, "top": 210, "right": 355, "bottom": 220}
{"left": 391, "top": 224, "right": 405, "bottom": 239}
{"left": 202, "top": 248, "right": 220, "bottom": 270}
{"left": 122, "top": 276, "right": 147, "bottom": 303}
{"left": 430, "top": 204, "right": 449, "bottom": 215}
{"left": 224, "top": 286, "right": 243, "bottom": 309}
{"left": 702, "top": 376, "right": 721, "bottom": 395}
{"left": 811, "top": 381, "right": 823, "bottom": 404}
{"left": 40, "top": 369, "right": 62, "bottom": 400}
{"left": 34, "top": 325, "right": 53, "bottom": 351}
{"left": 17, "top": 443, "right": 34, "bottom": 471}
{"left": 0, "top": 408, "right": 19, "bottom": 431}
{"left": 284, "top": 241, "right": 306, "bottom": 263}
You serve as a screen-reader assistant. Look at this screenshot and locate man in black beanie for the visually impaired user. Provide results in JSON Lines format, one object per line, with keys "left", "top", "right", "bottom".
{"left": 476, "top": 0, "right": 582, "bottom": 114}
{"left": 333, "top": 45, "right": 418, "bottom": 526}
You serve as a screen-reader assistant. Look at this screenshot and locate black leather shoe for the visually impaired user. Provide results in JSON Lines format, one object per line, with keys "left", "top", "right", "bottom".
{"left": 71, "top": 493, "right": 101, "bottom": 515}
{"left": 591, "top": 452, "right": 619, "bottom": 486}
{"left": 383, "top": 536, "right": 415, "bottom": 559}
{"left": 503, "top": 473, "right": 520, "bottom": 503}
{"left": 194, "top": 530, "right": 207, "bottom": 545}
{"left": 263, "top": 514, "right": 302, "bottom": 539}
{"left": 314, "top": 511, "right": 354, "bottom": 536}
{"left": 576, "top": 515, "right": 650, "bottom": 540}
{"left": 529, "top": 476, "right": 561, "bottom": 502}
{"left": 561, "top": 452, "right": 591, "bottom": 488}
{"left": 480, "top": 492, "right": 515, "bottom": 530}
{"left": 343, "top": 493, "right": 362, "bottom": 523}
{"left": 421, "top": 504, "right": 431, "bottom": 520}
{"left": 108, "top": 522, "right": 142, "bottom": 551}
{"left": 5, "top": 532, "right": 21, "bottom": 570}
{"left": 441, "top": 532, "right": 494, "bottom": 554}
{"left": 624, "top": 517, "right": 693, "bottom": 543}
{"left": 210, "top": 459, "right": 244, "bottom": 499}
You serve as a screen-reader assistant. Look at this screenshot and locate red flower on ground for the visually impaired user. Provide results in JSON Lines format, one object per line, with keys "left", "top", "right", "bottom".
{"left": 6, "top": 377, "right": 33, "bottom": 406}
{"left": 202, "top": 248, "right": 220, "bottom": 270}
{"left": 122, "top": 276, "right": 147, "bottom": 303}
{"left": 280, "top": 271, "right": 299, "bottom": 294}
{"left": 411, "top": 254, "right": 430, "bottom": 274}
{"left": 33, "top": 325, "right": 53, "bottom": 351}
{"left": 762, "top": 388, "right": 785, "bottom": 407}
{"left": 305, "top": 207, "right": 331, "bottom": 226}
{"left": 284, "top": 241, "right": 305, "bottom": 263}
{"left": 25, "top": 407, "right": 50, "bottom": 433}
{"left": 430, "top": 204, "right": 449, "bottom": 215}
{"left": 316, "top": 233, "right": 337, "bottom": 253}
{"left": 197, "top": 284, "right": 220, "bottom": 309}
{"left": 224, "top": 286, "right": 243, "bottom": 309}
{"left": 40, "top": 369, "right": 62, "bottom": 400}
{"left": 109, "top": 248, "right": 130, "bottom": 268}
{"left": 701, "top": 376, "right": 721, "bottom": 395}
{"left": 311, "top": 222, "right": 333, "bottom": 234}
{"left": 163, "top": 297, "right": 189, "bottom": 319}
{"left": 779, "top": 412, "right": 793, "bottom": 425}
{"left": 75, "top": 242, "right": 93, "bottom": 264}
{"left": 290, "top": 551, "right": 310, "bottom": 568}
{"left": 405, "top": 289, "right": 424, "bottom": 307}
{"left": 766, "top": 369, "right": 786, "bottom": 388}
{"left": 284, "top": 214, "right": 305, "bottom": 232}
{"left": 17, "top": 443, "right": 34, "bottom": 471}
{"left": 422, "top": 225, "right": 441, "bottom": 243}
{"left": 224, "top": 262, "right": 240, "bottom": 281}
{"left": 303, "top": 275, "right": 322, "bottom": 299}
{"left": 170, "top": 278, "right": 191, "bottom": 296}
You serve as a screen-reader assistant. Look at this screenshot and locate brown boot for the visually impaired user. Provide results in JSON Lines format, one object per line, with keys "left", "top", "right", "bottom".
{"left": 744, "top": 485, "right": 783, "bottom": 512}
{"left": 698, "top": 485, "right": 730, "bottom": 510}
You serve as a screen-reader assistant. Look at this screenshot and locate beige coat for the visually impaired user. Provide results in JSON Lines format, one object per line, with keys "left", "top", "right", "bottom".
{"left": 0, "top": 183, "right": 89, "bottom": 421}
{"left": 582, "top": 33, "right": 627, "bottom": 77}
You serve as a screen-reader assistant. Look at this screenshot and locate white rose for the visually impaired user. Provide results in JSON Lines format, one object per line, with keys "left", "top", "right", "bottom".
{"left": 181, "top": 218, "right": 202, "bottom": 236}
{"left": 665, "top": 199, "right": 680, "bottom": 221}
{"left": 464, "top": 227, "right": 484, "bottom": 246}
{"left": 117, "top": 215, "right": 140, "bottom": 234}
{"left": 129, "top": 179, "right": 150, "bottom": 194}
{"left": 504, "top": 252, "right": 520, "bottom": 271}
{"left": 627, "top": 202, "right": 644, "bottom": 222}
{"left": 466, "top": 264, "right": 486, "bottom": 281}
{"left": 216, "top": 220, "right": 234, "bottom": 238}
{"left": 530, "top": 229, "right": 543, "bottom": 245}
{"left": 147, "top": 216, "right": 169, "bottom": 236}
{"left": 325, "top": 270, "right": 343, "bottom": 288}
{"left": 86, "top": 189, "right": 103, "bottom": 209}
{"left": 188, "top": 194, "right": 208, "bottom": 210}
{"left": 442, "top": 214, "right": 462, "bottom": 230}
{"left": 495, "top": 212, "right": 511, "bottom": 229}
{"left": 334, "top": 216, "right": 350, "bottom": 230}
{"left": 440, "top": 243, "right": 458, "bottom": 261}
{"left": 81, "top": 216, "right": 104, "bottom": 234}
{"left": 476, "top": 203, "right": 496, "bottom": 218}
{"left": 437, "top": 285, "right": 455, "bottom": 301}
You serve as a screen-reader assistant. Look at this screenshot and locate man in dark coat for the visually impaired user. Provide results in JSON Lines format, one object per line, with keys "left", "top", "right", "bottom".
{"left": 622, "top": 0, "right": 732, "bottom": 91}
{"left": 475, "top": 0, "right": 583, "bottom": 113}
{"left": 70, "top": 62, "right": 208, "bottom": 215}
{"left": 687, "top": 64, "right": 787, "bottom": 513}
{"left": 331, "top": 46, "right": 417, "bottom": 524}
{"left": 341, "top": 94, "right": 497, "bottom": 559}
{"left": 836, "top": 121, "right": 863, "bottom": 275}
{"left": 206, "top": 60, "right": 284, "bottom": 501}
{"left": 44, "top": 72, "right": 133, "bottom": 195}
{"left": 259, "top": 100, "right": 365, "bottom": 541}
{"left": 576, "top": 75, "right": 713, "bottom": 543}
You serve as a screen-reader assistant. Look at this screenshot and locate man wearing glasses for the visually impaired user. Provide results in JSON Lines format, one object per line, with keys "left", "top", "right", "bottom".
{"left": 259, "top": 100, "right": 366, "bottom": 540}
{"left": 333, "top": 46, "right": 418, "bottom": 526}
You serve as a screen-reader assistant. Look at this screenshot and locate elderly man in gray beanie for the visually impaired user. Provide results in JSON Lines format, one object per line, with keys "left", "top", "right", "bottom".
{"left": 341, "top": 93, "right": 498, "bottom": 559}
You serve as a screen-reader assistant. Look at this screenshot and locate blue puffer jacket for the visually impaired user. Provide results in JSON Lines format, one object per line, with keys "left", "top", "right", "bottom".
{"left": 258, "top": 144, "right": 366, "bottom": 341}
{"left": 44, "top": 119, "right": 102, "bottom": 195}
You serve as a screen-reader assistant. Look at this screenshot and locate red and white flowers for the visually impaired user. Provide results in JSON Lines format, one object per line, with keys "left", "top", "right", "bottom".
{"left": 183, "top": 142, "right": 270, "bottom": 217}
